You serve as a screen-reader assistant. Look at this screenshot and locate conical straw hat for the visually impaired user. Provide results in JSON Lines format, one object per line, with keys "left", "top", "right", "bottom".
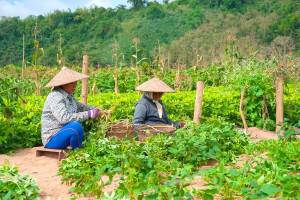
{"left": 46, "top": 67, "right": 89, "bottom": 88}
{"left": 136, "top": 78, "right": 175, "bottom": 93}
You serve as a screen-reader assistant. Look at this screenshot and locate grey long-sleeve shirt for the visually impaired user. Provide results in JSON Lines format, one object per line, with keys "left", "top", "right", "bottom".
{"left": 41, "top": 88, "right": 92, "bottom": 145}
{"left": 133, "top": 95, "right": 180, "bottom": 128}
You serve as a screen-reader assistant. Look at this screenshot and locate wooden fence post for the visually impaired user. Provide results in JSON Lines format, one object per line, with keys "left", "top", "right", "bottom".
{"left": 193, "top": 81, "right": 204, "bottom": 124}
{"left": 276, "top": 76, "right": 284, "bottom": 136}
{"left": 81, "top": 55, "right": 89, "bottom": 104}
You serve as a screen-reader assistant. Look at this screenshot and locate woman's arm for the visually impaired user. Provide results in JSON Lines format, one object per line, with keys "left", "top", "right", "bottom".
{"left": 76, "top": 101, "right": 95, "bottom": 112}
{"left": 50, "top": 96, "right": 89, "bottom": 124}
{"left": 133, "top": 103, "right": 147, "bottom": 125}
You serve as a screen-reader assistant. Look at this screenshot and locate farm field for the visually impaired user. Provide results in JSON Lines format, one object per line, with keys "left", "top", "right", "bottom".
{"left": 0, "top": 62, "right": 300, "bottom": 199}
{"left": 1, "top": 0, "right": 300, "bottom": 199}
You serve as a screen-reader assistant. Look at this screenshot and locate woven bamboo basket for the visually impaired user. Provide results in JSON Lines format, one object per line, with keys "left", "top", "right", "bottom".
{"left": 106, "top": 121, "right": 176, "bottom": 141}
{"left": 106, "top": 120, "right": 134, "bottom": 139}
{"left": 135, "top": 124, "right": 176, "bottom": 141}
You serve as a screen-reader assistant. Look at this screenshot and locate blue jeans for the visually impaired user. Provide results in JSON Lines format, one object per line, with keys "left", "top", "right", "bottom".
{"left": 45, "top": 121, "right": 84, "bottom": 149}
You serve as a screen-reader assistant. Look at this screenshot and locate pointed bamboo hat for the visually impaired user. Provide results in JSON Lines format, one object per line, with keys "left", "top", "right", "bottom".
{"left": 46, "top": 67, "right": 89, "bottom": 88}
{"left": 136, "top": 78, "right": 175, "bottom": 93}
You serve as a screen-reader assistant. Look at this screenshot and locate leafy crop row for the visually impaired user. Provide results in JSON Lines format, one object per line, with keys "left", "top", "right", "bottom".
{"left": 1, "top": 86, "right": 299, "bottom": 153}
{"left": 0, "top": 97, "right": 43, "bottom": 153}
{"left": 0, "top": 59, "right": 285, "bottom": 95}
{"left": 59, "top": 120, "right": 249, "bottom": 199}
{"left": 0, "top": 162, "right": 40, "bottom": 199}
{"left": 195, "top": 140, "right": 300, "bottom": 199}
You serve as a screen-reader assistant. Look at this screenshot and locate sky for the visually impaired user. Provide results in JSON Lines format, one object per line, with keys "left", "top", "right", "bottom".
{"left": 0, "top": 0, "right": 132, "bottom": 18}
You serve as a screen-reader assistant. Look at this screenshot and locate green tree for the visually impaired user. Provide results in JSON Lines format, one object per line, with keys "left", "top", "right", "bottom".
{"left": 127, "top": 0, "right": 147, "bottom": 9}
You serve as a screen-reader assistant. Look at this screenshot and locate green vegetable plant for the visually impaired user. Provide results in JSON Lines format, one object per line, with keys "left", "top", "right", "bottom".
{"left": 59, "top": 120, "right": 249, "bottom": 199}
{"left": 0, "top": 162, "right": 40, "bottom": 199}
{"left": 195, "top": 140, "right": 300, "bottom": 199}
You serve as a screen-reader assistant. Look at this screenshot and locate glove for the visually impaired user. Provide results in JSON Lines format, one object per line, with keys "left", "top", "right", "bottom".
{"left": 88, "top": 108, "right": 100, "bottom": 119}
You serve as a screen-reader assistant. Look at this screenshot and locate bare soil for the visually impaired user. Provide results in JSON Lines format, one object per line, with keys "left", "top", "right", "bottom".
{"left": 0, "top": 147, "right": 76, "bottom": 200}
{"left": 246, "top": 127, "right": 278, "bottom": 142}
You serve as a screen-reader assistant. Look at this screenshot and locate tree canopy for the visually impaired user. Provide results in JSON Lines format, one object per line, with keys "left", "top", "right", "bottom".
{"left": 0, "top": 0, "right": 299, "bottom": 67}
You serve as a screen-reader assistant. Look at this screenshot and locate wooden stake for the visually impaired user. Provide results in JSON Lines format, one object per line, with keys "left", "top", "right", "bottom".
{"left": 81, "top": 55, "right": 89, "bottom": 104}
{"left": 276, "top": 76, "right": 284, "bottom": 136}
{"left": 239, "top": 86, "right": 248, "bottom": 130}
{"left": 193, "top": 81, "right": 204, "bottom": 124}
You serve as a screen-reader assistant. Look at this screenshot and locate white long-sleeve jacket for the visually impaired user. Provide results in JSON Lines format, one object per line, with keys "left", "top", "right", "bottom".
{"left": 41, "top": 88, "right": 92, "bottom": 145}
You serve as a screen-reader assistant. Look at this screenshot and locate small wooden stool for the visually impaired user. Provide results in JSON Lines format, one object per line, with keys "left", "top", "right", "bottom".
{"left": 35, "top": 147, "right": 67, "bottom": 160}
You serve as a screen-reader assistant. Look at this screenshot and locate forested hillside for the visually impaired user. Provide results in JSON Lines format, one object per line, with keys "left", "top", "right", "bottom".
{"left": 0, "top": 0, "right": 299, "bottom": 67}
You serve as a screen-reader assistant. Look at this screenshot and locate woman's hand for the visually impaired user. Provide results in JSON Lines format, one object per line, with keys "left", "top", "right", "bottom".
{"left": 174, "top": 121, "right": 185, "bottom": 129}
{"left": 88, "top": 108, "right": 100, "bottom": 119}
{"left": 179, "top": 122, "right": 185, "bottom": 128}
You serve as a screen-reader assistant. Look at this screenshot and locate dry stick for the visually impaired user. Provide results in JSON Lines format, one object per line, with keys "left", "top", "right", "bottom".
{"left": 81, "top": 55, "right": 89, "bottom": 104}
{"left": 262, "top": 96, "right": 269, "bottom": 130}
{"left": 193, "top": 81, "right": 204, "bottom": 124}
{"left": 92, "top": 81, "right": 97, "bottom": 96}
{"left": 276, "top": 76, "right": 284, "bottom": 136}
{"left": 92, "top": 68, "right": 98, "bottom": 96}
{"left": 113, "top": 68, "right": 119, "bottom": 94}
{"left": 239, "top": 86, "right": 248, "bottom": 130}
{"left": 34, "top": 70, "right": 41, "bottom": 96}
{"left": 175, "top": 64, "right": 181, "bottom": 90}
{"left": 22, "top": 34, "right": 25, "bottom": 79}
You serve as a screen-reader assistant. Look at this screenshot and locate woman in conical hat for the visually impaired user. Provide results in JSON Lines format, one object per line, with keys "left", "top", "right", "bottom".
{"left": 41, "top": 67, "right": 101, "bottom": 150}
{"left": 133, "top": 78, "right": 185, "bottom": 129}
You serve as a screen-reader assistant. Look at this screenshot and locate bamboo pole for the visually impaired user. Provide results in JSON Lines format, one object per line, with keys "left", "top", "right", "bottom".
{"left": 239, "top": 86, "right": 248, "bottom": 130}
{"left": 193, "top": 81, "right": 204, "bottom": 124}
{"left": 276, "top": 76, "right": 284, "bottom": 136}
{"left": 81, "top": 55, "right": 89, "bottom": 104}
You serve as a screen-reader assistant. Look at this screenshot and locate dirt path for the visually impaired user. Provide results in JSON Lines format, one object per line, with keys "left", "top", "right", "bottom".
{"left": 0, "top": 127, "right": 297, "bottom": 199}
{"left": 246, "top": 127, "right": 278, "bottom": 141}
{"left": 0, "top": 147, "right": 77, "bottom": 200}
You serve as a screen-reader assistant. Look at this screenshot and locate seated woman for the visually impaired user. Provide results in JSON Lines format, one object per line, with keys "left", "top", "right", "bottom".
{"left": 133, "top": 78, "right": 184, "bottom": 129}
{"left": 41, "top": 67, "right": 100, "bottom": 149}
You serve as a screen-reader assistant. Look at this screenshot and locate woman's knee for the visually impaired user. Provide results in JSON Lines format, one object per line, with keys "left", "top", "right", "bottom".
{"left": 70, "top": 132, "right": 82, "bottom": 149}
{"left": 69, "top": 121, "right": 83, "bottom": 133}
